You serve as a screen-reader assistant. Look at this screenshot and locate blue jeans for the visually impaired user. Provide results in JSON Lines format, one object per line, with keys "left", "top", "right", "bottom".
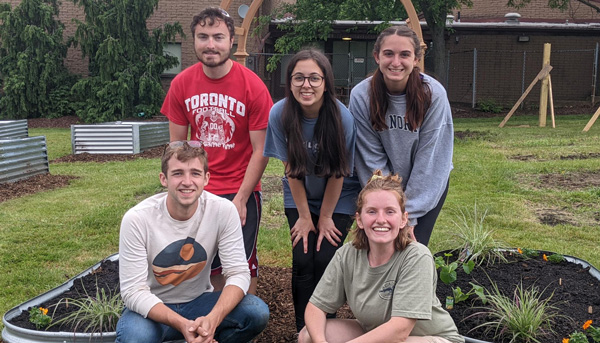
{"left": 115, "top": 292, "right": 269, "bottom": 343}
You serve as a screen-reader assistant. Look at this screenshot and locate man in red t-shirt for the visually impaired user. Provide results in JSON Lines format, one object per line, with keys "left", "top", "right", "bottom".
{"left": 161, "top": 7, "right": 272, "bottom": 295}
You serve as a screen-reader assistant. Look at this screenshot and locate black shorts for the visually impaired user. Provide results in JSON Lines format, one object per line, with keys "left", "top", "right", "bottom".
{"left": 210, "top": 191, "right": 261, "bottom": 277}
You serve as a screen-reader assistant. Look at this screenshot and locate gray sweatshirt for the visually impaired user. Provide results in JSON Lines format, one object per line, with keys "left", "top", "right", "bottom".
{"left": 349, "top": 74, "right": 453, "bottom": 226}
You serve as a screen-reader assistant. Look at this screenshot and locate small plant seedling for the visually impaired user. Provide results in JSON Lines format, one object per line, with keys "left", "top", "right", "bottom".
{"left": 547, "top": 253, "right": 566, "bottom": 264}
{"left": 29, "top": 307, "right": 52, "bottom": 329}
{"left": 436, "top": 253, "right": 458, "bottom": 285}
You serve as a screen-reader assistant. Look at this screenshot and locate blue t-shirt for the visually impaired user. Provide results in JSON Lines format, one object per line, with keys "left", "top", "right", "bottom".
{"left": 264, "top": 99, "right": 361, "bottom": 215}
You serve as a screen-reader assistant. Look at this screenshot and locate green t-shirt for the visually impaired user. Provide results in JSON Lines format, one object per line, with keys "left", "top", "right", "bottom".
{"left": 309, "top": 242, "right": 464, "bottom": 343}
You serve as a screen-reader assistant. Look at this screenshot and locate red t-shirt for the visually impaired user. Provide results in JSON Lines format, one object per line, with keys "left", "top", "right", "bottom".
{"left": 161, "top": 62, "right": 272, "bottom": 194}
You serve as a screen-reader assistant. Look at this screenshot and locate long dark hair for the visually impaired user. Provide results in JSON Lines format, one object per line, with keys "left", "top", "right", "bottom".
{"left": 282, "top": 49, "right": 349, "bottom": 179}
{"left": 370, "top": 26, "right": 431, "bottom": 131}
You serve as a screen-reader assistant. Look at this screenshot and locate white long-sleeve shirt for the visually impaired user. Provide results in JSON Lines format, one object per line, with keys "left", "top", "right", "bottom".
{"left": 119, "top": 191, "right": 250, "bottom": 317}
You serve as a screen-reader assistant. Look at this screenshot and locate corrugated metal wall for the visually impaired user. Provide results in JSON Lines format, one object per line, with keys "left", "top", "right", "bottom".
{"left": 0, "top": 136, "right": 49, "bottom": 184}
{"left": 71, "top": 122, "right": 169, "bottom": 154}
{"left": 0, "top": 120, "right": 28, "bottom": 140}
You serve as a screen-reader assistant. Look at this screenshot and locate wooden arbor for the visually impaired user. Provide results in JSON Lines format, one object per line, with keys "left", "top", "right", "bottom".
{"left": 219, "top": 0, "right": 427, "bottom": 71}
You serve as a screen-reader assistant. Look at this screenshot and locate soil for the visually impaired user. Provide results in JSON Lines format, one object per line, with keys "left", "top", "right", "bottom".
{"left": 436, "top": 250, "right": 600, "bottom": 342}
{"left": 8, "top": 250, "right": 600, "bottom": 342}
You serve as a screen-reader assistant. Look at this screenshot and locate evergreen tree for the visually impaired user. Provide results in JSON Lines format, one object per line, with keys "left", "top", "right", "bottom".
{"left": 0, "top": 0, "right": 76, "bottom": 119}
{"left": 70, "top": 0, "right": 183, "bottom": 123}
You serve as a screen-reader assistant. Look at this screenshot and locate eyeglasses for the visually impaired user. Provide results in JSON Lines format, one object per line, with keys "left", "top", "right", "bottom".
{"left": 291, "top": 73, "right": 324, "bottom": 88}
{"left": 219, "top": 8, "right": 231, "bottom": 17}
{"left": 163, "top": 140, "right": 204, "bottom": 156}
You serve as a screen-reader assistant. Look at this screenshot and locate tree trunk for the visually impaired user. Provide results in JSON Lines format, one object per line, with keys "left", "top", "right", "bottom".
{"left": 428, "top": 23, "right": 448, "bottom": 88}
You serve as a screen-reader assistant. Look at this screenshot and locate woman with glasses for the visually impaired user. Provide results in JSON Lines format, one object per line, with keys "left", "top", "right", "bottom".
{"left": 349, "top": 26, "right": 453, "bottom": 247}
{"left": 264, "top": 49, "right": 361, "bottom": 332}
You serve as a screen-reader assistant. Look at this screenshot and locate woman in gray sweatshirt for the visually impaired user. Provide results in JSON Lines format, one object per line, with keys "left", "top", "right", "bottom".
{"left": 349, "top": 26, "right": 453, "bottom": 246}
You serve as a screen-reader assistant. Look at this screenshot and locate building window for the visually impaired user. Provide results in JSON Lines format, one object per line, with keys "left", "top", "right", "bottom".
{"left": 163, "top": 43, "right": 182, "bottom": 75}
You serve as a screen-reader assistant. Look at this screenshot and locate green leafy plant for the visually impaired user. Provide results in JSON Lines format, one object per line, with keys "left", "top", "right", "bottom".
{"left": 436, "top": 253, "right": 458, "bottom": 284}
{"left": 435, "top": 252, "right": 475, "bottom": 285}
{"left": 547, "top": 253, "right": 566, "bottom": 264}
{"left": 50, "top": 282, "right": 123, "bottom": 334}
{"left": 450, "top": 204, "right": 508, "bottom": 266}
{"left": 564, "top": 320, "right": 600, "bottom": 343}
{"left": 452, "top": 283, "right": 486, "bottom": 305}
{"left": 518, "top": 248, "right": 539, "bottom": 258}
{"left": 476, "top": 99, "right": 503, "bottom": 113}
{"left": 470, "top": 281, "right": 562, "bottom": 343}
{"left": 29, "top": 306, "right": 52, "bottom": 329}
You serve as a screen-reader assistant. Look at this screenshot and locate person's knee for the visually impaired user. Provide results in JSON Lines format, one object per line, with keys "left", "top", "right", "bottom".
{"left": 240, "top": 294, "right": 270, "bottom": 332}
{"left": 115, "top": 309, "right": 162, "bottom": 343}
{"left": 297, "top": 326, "right": 312, "bottom": 343}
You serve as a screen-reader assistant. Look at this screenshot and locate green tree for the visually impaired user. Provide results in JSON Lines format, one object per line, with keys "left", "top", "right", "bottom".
{"left": 70, "top": 0, "right": 183, "bottom": 123}
{"left": 0, "top": 0, "right": 76, "bottom": 119}
{"left": 507, "top": 0, "right": 600, "bottom": 13}
{"left": 415, "top": 0, "right": 472, "bottom": 85}
{"left": 268, "top": 0, "right": 472, "bottom": 86}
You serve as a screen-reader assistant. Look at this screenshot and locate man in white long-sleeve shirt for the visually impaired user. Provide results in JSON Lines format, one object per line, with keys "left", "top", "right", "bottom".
{"left": 115, "top": 141, "right": 269, "bottom": 343}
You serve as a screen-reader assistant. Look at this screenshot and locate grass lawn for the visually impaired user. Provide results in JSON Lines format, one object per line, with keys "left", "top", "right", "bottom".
{"left": 1, "top": 113, "right": 599, "bottom": 333}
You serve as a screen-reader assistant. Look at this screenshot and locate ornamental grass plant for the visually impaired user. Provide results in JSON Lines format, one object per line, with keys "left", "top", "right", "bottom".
{"left": 448, "top": 203, "right": 508, "bottom": 266}
{"left": 470, "top": 281, "right": 563, "bottom": 343}
{"left": 49, "top": 282, "right": 123, "bottom": 334}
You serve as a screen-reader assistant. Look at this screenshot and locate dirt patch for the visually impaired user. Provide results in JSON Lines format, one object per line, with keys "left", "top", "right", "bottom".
{"left": 0, "top": 174, "right": 79, "bottom": 203}
{"left": 510, "top": 153, "right": 600, "bottom": 162}
{"left": 451, "top": 103, "right": 596, "bottom": 119}
{"left": 454, "top": 129, "right": 495, "bottom": 141}
{"left": 534, "top": 207, "right": 578, "bottom": 227}
{"left": 537, "top": 171, "right": 600, "bottom": 191}
{"left": 51, "top": 146, "right": 163, "bottom": 163}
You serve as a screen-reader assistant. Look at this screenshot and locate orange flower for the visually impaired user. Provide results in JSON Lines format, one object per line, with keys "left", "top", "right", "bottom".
{"left": 517, "top": 248, "right": 523, "bottom": 254}
{"left": 39, "top": 307, "right": 48, "bottom": 315}
{"left": 543, "top": 254, "right": 548, "bottom": 261}
{"left": 563, "top": 338, "right": 570, "bottom": 343}
{"left": 583, "top": 320, "right": 593, "bottom": 330}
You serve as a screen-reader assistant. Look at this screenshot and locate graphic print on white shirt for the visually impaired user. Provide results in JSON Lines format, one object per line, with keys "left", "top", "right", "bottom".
{"left": 152, "top": 237, "right": 208, "bottom": 286}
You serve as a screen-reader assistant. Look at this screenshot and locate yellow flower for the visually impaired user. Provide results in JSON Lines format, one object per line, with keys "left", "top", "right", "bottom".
{"left": 39, "top": 307, "right": 48, "bottom": 315}
{"left": 583, "top": 320, "right": 593, "bottom": 330}
{"left": 517, "top": 248, "right": 523, "bottom": 254}
{"left": 543, "top": 254, "right": 548, "bottom": 261}
{"left": 563, "top": 338, "right": 570, "bottom": 343}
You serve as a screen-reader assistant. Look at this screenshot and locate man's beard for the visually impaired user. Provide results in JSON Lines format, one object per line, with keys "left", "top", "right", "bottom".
{"left": 196, "top": 50, "right": 231, "bottom": 68}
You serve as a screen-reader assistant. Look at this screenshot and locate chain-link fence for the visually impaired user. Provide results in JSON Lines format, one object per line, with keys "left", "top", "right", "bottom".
{"left": 446, "top": 45, "right": 599, "bottom": 107}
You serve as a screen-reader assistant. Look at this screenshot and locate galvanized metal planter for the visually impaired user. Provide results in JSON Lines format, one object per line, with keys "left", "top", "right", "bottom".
{"left": 71, "top": 121, "right": 169, "bottom": 154}
{"left": 2, "top": 254, "right": 119, "bottom": 343}
{"left": 0, "top": 119, "right": 28, "bottom": 140}
{"left": 0, "top": 136, "right": 49, "bottom": 184}
{"left": 2, "top": 254, "right": 185, "bottom": 343}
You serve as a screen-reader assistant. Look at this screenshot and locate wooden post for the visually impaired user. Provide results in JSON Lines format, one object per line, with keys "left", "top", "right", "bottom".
{"left": 583, "top": 105, "right": 600, "bottom": 132}
{"left": 548, "top": 75, "right": 555, "bottom": 128}
{"left": 539, "top": 43, "right": 551, "bottom": 127}
{"left": 499, "top": 65, "right": 552, "bottom": 128}
{"left": 400, "top": 0, "right": 426, "bottom": 71}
